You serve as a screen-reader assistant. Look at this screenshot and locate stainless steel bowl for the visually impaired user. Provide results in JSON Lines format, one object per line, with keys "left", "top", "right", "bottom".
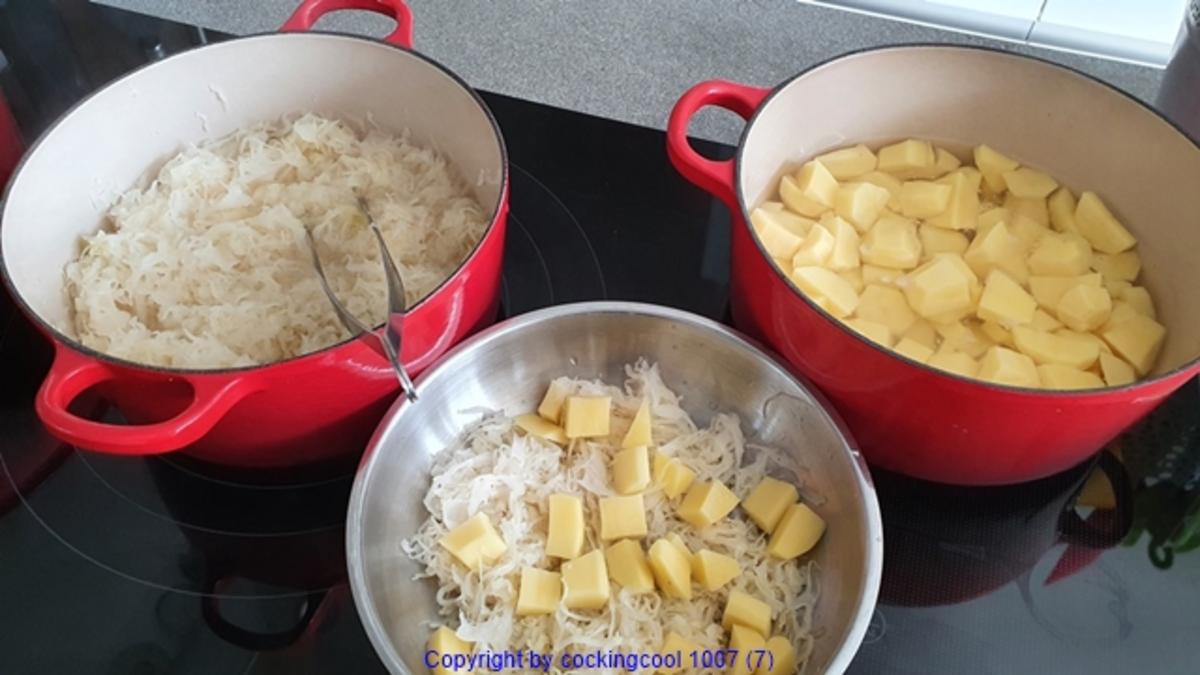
{"left": 346, "top": 301, "right": 883, "bottom": 674}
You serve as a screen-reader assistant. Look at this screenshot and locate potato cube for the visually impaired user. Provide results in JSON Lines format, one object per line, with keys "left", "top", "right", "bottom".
{"left": 1057, "top": 328, "right": 1112, "bottom": 356}
{"left": 546, "top": 493, "right": 585, "bottom": 559}
{"left": 729, "top": 625, "right": 767, "bottom": 675}
{"left": 780, "top": 161, "right": 839, "bottom": 217}
{"left": 1009, "top": 214, "right": 1050, "bottom": 249}
{"left": 428, "top": 627, "right": 473, "bottom": 675}
{"left": 612, "top": 445, "right": 651, "bottom": 495}
{"left": 919, "top": 224, "right": 969, "bottom": 258}
{"left": 599, "top": 494, "right": 647, "bottom": 540}
{"left": 677, "top": 480, "right": 740, "bottom": 528}
{"left": 692, "top": 549, "right": 741, "bottom": 591}
{"left": 1101, "top": 314, "right": 1166, "bottom": 375}
{"left": 1002, "top": 167, "right": 1058, "bottom": 198}
{"left": 647, "top": 539, "right": 691, "bottom": 600}
{"left": 1075, "top": 191, "right": 1137, "bottom": 254}
{"left": 839, "top": 267, "right": 865, "bottom": 293}
{"left": 981, "top": 320, "right": 1014, "bottom": 347}
{"left": 977, "top": 269, "right": 1037, "bottom": 327}
{"left": 974, "top": 144, "right": 1020, "bottom": 193}
{"left": 902, "top": 318, "right": 938, "bottom": 349}
{"left": 934, "top": 147, "right": 963, "bottom": 176}
{"left": 790, "top": 222, "right": 835, "bottom": 267}
{"left": 815, "top": 143, "right": 877, "bottom": 179}
{"left": 902, "top": 255, "right": 974, "bottom": 320}
{"left": 665, "top": 532, "right": 693, "bottom": 564}
{"left": 604, "top": 539, "right": 655, "bottom": 593}
{"left": 1120, "top": 286, "right": 1156, "bottom": 318}
{"left": 827, "top": 216, "right": 862, "bottom": 270}
{"left": 516, "top": 567, "right": 562, "bottom": 615}
{"left": 1029, "top": 273, "right": 1102, "bottom": 311}
{"left": 848, "top": 317, "right": 894, "bottom": 348}
{"left": 742, "top": 477, "right": 799, "bottom": 533}
{"left": 1027, "top": 233, "right": 1092, "bottom": 277}
{"left": 1036, "top": 364, "right": 1105, "bottom": 390}
{"left": 750, "top": 207, "right": 812, "bottom": 260}
{"left": 1012, "top": 326, "right": 1100, "bottom": 370}
{"left": 894, "top": 336, "right": 935, "bottom": 363}
{"left": 440, "top": 512, "right": 507, "bottom": 569}
{"left": 515, "top": 414, "right": 568, "bottom": 445}
{"left": 652, "top": 453, "right": 696, "bottom": 499}
{"left": 1048, "top": 188, "right": 1078, "bottom": 234}
{"left": 759, "top": 200, "right": 786, "bottom": 212}
{"left": 1004, "top": 194, "right": 1049, "bottom": 227}
{"left": 862, "top": 263, "right": 902, "bottom": 286}
{"left": 791, "top": 266, "right": 860, "bottom": 317}
{"left": 878, "top": 138, "right": 935, "bottom": 176}
{"left": 927, "top": 170, "right": 980, "bottom": 231}
{"left": 1103, "top": 300, "right": 1141, "bottom": 331}
{"left": 978, "top": 346, "right": 1041, "bottom": 388}
{"left": 1092, "top": 251, "right": 1141, "bottom": 283}
{"left": 538, "top": 378, "right": 571, "bottom": 422}
{"left": 936, "top": 321, "right": 991, "bottom": 359}
{"left": 767, "top": 502, "right": 826, "bottom": 560}
{"left": 1030, "top": 308, "right": 1063, "bottom": 331}
{"left": 1098, "top": 352, "right": 1137, "bottom": 387}
{"left": 562, "top": 395, "right": 611, "bottom": 438}
{"left": 561, "top": 550, "right": 610, "bottom": 610}
{"left": 856, "top": 284, "right": 918, "bottom": 336}
{"left": 1057, "top": 285, "right": 1112, "bottom": 332}
{"left": 927, "top": 347, "right": 979, "bottom": 378}
{"left": 758, "top": 636, "right": 797, "bottom": 675}
{"left": 976, "top": 206, "right": 1010, "bottom": 239}
{"left": 723, "top": 590, "right": 773, "bottom": 636}
{"left": 899, "top": 180, "right": 952, "bottom": 218}
{"left": 858, "top": 171, "right": 903, "bottom": 209}
{"left": 622, "top": 398, "right": 652, "bottom": 449}
{"left": 964, "top": 222, "right": 1028, "bottom": 285}
{"left": 861, "top": 214, "right": 922, "bottom": 269}
{"left": 658, "top": 632, "right": 697, "bottom": 675}
{"left": 833, "top": 182, "right": 891, "bottom": 231}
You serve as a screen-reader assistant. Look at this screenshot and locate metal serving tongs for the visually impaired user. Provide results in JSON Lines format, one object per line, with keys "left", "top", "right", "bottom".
{"left": 305, "top": 200, "right": 418, "bottom": 402}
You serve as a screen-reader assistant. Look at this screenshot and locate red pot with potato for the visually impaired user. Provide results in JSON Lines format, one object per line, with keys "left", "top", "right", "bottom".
{"left": 668, "top": 45, "right": 1200, "bottom": 485}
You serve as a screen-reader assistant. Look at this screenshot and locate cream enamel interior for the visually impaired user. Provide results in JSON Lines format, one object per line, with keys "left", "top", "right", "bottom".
{"left": 738, "top": 46, "right": 1200, "bottom": 377}
{"left": 1, "top": 33, "right": 504, "bottom": 341}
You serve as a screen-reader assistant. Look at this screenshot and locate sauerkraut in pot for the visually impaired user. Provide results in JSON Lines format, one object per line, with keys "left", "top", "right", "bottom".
{"left": 64, "top": 113, "right": 489, "bottom": 368}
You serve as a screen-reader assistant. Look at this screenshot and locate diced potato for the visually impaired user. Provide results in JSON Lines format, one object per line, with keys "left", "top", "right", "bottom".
{"left": 780, "top": 161, "right": 839, "bottom": 216}
{"left": 899, "top": 180, "right": 952, "bottom": 218}
{"left": 1103, "top": 300, "right": 1141, "bottom": 332}
{"left": 1036, "top": 364, "right": 1105, "bottom": 390}
{"left": 562, "top": 395, "right": 611, "bottom": 438}
{"left": 515, "top": 414, "right": 567, "bottom": 445}
{"left": 878, "top": 138, "right": 935, "bottom": 176}
{"left": 1047, "top": 187, "right": 1078, "bottom": 234}
{"left": 974, "top": 144, "right": 1019, "bottom": 193}
{"left": 647, "top": 539, "right": 692, "bottom": 600}
{"left": 902, "top": 318, "right": 938, "bottom": 349}
{"left": 723, "top": 590, "right": 773, "bottom": 637}
{"left": 759, "top": 200, "right": 786, "bottom": 212}
{"left": 827, "top": 215, "right": 862, "bottom": 270}
{"left": 976, "top": 206, "right": 1010, "bottom": 239}
{"left": 750, "top": 207, "right": 812, "bottom": 260}
{"left": 561, "top": 550, "right": 610, "bottom": 610}
{"left": 978, "top": 345, "right": 1041, "bottom": 388}
{"left": 652, "top": 453, "right": 696, "bottom": 499}
{"left": 981, "top": 320, "right": 1014, "bottom": 347}
{"left": 604, "top": 539, "right": 655, "bottom": 593}
{"left": 1027, "top": 233, "right": 1092, "bottom": 277}
{"left": 677, "top": 481, "right": 740, "bottom": 528}
{"left": 440, "top": 512, "right": 507, "bottom": 569}
{"left": 758, "top": 636, "right": 797, "bottom": 675}
{"left": 1101, "top": 314, "right": 1166, "bottom": 375}
{"left": 1002, "top": 167, "right": 1058, "bottom": 198}
{"left": 862, "top": 263, "right": 902, "bottom": 286}
{"left": 936, "top": 321, "right": 991, "bottom": 359}
{"left": 546, "top": 493, "right": 585, "bottom": 559}
{"left": 622, "top": 398, "right": 652, "bottom": 448}
{"left": 1009, "top": 214, "right": 1050, "bottom": 249}
{"left": 927, "top": 347, "right": 979, "bottom": 378}
{"left": 964, "top": 222, "right": 1028, "bottom": 285}
{"left": 902, "top": 255, "right": 975, "bottom": 320}
{"left": 1098, "top": 352, "right": 1137, "bottom": 387}
{"left": 1057, "top": 285, "right": 1112, "bottom": 332}
{"left": 1092, "top": 251, "right": 1141, "bottom": 283}
{"left": 858, "top": 171, "right": 903, "bottom": 209}
{"left": 919, "top": 224, "right": 969, "bottom": 258}
{"left": 1004, "top": 194, "right": 1049, "bottom": 227}
{"left": 977, "top": 269, "right": 1037, "bottom": 327}
{"left": 894, "top": 336, "right": 935, "bottom": 363}
{"left": 1120, "top": 286, "right": 1156, "bottom": 318}
{"left": 658, "top": 632, "right": 697, "bottom": 675}
{"left": 767, "top": 502, "right": 826, "bottom": 560}
{"left": 729, "top": 625, "right": 766, "bottom": 675}
{"left": 1075, "top": 191, "right": 1137, "bottom": 254}
{"left": 1012, "top": 326, "right": 1100, "bottom": 370}
{"left": 428, "top": 627, "right": 473, "bottom": 675}
{"left": 856, "top": 284, "right": 918, "bottom": 336}
{"left": 839, "top": 267, "right": 864, "bottom": 293}
{"left": 538, "top": 378, "right": 571, "bottom": 422}
{"left": 665, "top": 532, "right": 693, "bottom": 564}
{"left": 934, "top": 147, "right": 963, "bottom": 175}
{"left": 516, "top": 567, "right": 562, "bottom": 615}
{"left": 815, "top": 143, "right": 877, "bottom": 179}
{"left": 1028, "top": 273, "right": 1102, "bottom": 311}
{"left": 791, "top": 266, "right": 860, "bottom": 317}
{"left": 692, "top": 549, "right": 741, "bottom": 591}
{"left": 598, "top": 493, "right": 648, "bottom": 540}
{"left": 742, "top": 477, "right": 799, "bottom": 533}
{"left": 611, "top": 445, "right": 651, "bottom": 495}
{"left": 1031, "top": 308, "right": 1063, "bottom": 332}
{"left": 927, "top": 170, "right": 980, "bottom": 231}
{"left": 834, "top": 182, "right": 892, "bottom": 231}
{"left": 861, "top": 214, "right": 922, "bottom": 269}
{"left": 790, "top": 222, "right": 835, "bottom": 268}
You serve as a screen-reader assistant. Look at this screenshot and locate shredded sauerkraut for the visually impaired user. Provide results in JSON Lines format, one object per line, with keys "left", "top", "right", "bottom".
{"left": 402, "top": 361, "right": 819, "bottom": 674}
{"left": 65, "top": 113, "right": 488, "bottom": 368}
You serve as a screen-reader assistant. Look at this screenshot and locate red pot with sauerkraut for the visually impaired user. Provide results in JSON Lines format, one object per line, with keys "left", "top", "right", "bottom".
{"left": 0, "top": 0, "right": 509, "bottom": 467}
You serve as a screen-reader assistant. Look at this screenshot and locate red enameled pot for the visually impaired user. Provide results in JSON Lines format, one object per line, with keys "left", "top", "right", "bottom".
{"left": 0, "top": 0, "right": 508, "bottom": 467}
{"left": 668, "top": 45, "right": 1200, "bottom": 485}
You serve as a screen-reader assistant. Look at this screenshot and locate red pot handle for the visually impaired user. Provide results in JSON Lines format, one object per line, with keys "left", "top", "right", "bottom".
{"left": 35, "top": 347, "right": 260, "bottom": 456}
{"left": 281, "top": 0, "right": 414, "bottom": 49}
{"left": 666, "top": 80, "right": 770, "bottom": 207}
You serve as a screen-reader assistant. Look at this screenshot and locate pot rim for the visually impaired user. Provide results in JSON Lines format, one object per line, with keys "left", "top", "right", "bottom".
{"left": 0, "top": 30, "right": 510, "bottom": 376}
{"left": 732, "top": 43, "right": 1200, "bottom": 397}
{"left": 345, "top": 300, "right": 884, "bottom": 675}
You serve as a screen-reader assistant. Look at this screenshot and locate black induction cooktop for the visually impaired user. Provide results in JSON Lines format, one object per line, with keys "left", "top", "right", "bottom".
{"left": 0, "top": 4, "right": 1197, "bottom": 674}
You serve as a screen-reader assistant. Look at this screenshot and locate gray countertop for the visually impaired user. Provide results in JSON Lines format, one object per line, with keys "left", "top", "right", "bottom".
{"left": 95, "top": 0, "right": 1164, "bottom": 144}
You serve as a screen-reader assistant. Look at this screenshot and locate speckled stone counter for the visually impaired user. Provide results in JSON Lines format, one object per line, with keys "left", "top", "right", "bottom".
{"left": 94, "top": 0, "right": 1164, "bottom": 143}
